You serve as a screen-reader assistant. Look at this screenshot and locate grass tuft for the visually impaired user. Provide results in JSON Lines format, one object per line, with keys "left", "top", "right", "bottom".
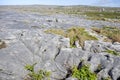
{"left": 24, "top": 63, "right": 50, "bottom": 80}
{"left": 72, "top": 65, "right": 97, "bottom": 80}
{"left": 106, "top": 49, "right": 120, "bottom": 56}
{"left": 92, "top": 26, "right": 120, "bottom": 43}
{"left": 66, "top": 27, "right": 98, "bottom": 48}
{"left": 44, "top": 29, "right": 65, "bottom": 36}
{"left": 0, "top": 40, "right": 6, "bottom": 49}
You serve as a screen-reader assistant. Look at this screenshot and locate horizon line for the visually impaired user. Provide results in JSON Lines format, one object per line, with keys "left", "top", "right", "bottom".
{"left": 0, "top": 4, "right": 120, "bottom": 8}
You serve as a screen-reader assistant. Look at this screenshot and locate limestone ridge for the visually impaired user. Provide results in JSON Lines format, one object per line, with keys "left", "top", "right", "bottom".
{"left": 0, "top": 28, "right": 120, "bottom": 80}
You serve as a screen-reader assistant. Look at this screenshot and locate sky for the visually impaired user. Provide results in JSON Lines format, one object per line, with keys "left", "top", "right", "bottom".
{"left": 0, "top": 0, "right": 120, "bottom": 7}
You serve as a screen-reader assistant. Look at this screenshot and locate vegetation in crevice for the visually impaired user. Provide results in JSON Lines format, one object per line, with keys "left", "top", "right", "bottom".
{"left": 45, "top": 27, "right": 98, "bottom": 48}
{"left": 24, "top": 63, "right": 51, "bottom": 80}
{"left": 66, "top": 27, "right": 98, "bottom": 48}
{"left": 72, "top": 64, "right": 97, "bottom": 80}
{"left": 105, "top": 49, "right": 120, "bottom": 56}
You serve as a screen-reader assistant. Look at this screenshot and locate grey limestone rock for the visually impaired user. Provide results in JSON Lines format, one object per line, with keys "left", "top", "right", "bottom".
{"left": 0, "top": 10, "right": 120, "bottom": 80}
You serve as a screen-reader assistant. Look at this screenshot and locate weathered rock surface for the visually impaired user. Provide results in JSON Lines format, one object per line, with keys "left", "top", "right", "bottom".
{"left": 84, "top": 40, "right": 120, "bottom": 54}
{"left": 0, "top": 10, "right": 120, "bottom": 80}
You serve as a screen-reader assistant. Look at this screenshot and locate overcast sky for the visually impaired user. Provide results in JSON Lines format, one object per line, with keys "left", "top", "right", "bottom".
{"left": 0, "top": 0, "right": 120, "bottom": 7}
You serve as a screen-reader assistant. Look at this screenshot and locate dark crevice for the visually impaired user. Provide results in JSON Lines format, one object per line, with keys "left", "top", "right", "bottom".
{"left": 77, "top": 61, "right": 84, "bottom": 70}
{"left": 108, "top": 68, "right": 113, "bottom": 80}
{"left": 87, "top": 56, "right": 92, "bottom": 61}
{"left": 43, "top": 49, "right": 46, "bottom": 52}
{"left": 117, "top": 76, "right": 120, "bottom": 80}
{"left": 54, "top": 48, "right": 61, "bottom": 60}
{"left": 60, "top": 78, "right": 65, "bottom": 80}
{"left": 94, "top": 64, "right": 106, "bottom": 74}
{"left": 94, "top": 69, "right": 102, "bottom": 74}
{"left": 94, "top": 66, "right": 103, "bottom": 74}
{"left": 101, "top": 77, "right": 105, "bottom": 80}
{"left": 104, "top": 55, "right": 110, "bottom": 60}
{"left": 61, "top": 68, "right": 72, "bottom": 80}
{"left": 65, "top": 68, "right": 72, "bottom": 78}
{"left": 20, "top": 33, "right": 24, "bottom": 36}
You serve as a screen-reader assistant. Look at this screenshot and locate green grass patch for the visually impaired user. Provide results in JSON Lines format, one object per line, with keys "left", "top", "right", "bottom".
{"left": 84, "top": 12, "right": 120, "bottom": 20}
{"left": 24, "top": 63, "right": 51, "bottom": 80}
{"left": 45, "top": 27, "right": 98, "bottom": 48}
{"left": 72, "top": 65, "right": 97, "bottom": 80}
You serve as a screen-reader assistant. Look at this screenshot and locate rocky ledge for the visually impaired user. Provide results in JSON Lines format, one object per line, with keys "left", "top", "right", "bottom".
{"left": 0, "top": 28, "right": 120, "bottom": 80}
